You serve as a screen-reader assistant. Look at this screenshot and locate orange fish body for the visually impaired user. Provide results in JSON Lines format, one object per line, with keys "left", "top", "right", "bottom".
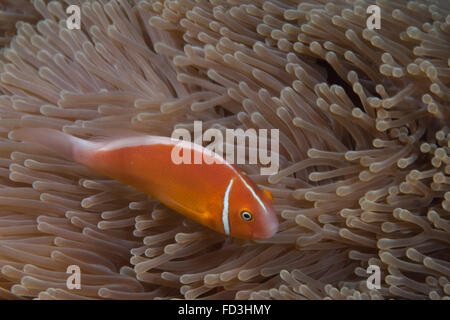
{"left": 13, "top": 128, "right": 278, "bottom": 239}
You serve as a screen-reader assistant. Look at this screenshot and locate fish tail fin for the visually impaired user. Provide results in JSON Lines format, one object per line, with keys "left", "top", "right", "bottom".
{"left": 10, "top": 128, "right": 94, "bottom": 163}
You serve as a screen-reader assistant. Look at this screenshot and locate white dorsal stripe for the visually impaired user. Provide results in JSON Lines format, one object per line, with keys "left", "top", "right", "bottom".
{"left": 99, "top": 136, "right": 228, "bottom": 166}
{"left": 238, "top": 175, "right": 266, "bottom": 212}
{"left": 222, "top": 178, "right": 234, "bottom": 236}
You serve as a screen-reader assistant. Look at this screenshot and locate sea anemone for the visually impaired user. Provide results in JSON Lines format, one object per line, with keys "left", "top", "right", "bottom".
{"left": 0, "top": 0, "right": 448, "bottom": 300}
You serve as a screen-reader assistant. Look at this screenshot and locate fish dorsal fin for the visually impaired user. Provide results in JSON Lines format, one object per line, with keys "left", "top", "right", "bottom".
{"left": 81, "top": 128, "right": 150, "bottom": 143}
{"left": 81, "top": 128, "right": 176, "bottom": 151}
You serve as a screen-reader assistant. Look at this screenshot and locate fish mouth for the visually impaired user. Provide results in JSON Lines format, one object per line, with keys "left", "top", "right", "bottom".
{"left": 251, "top": 220, "right": 279, "bottom": 239}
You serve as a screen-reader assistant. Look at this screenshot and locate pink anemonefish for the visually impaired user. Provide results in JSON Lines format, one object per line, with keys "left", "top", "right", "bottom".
{"left": 12, "top": 128, "right": 279, "bottom": 239}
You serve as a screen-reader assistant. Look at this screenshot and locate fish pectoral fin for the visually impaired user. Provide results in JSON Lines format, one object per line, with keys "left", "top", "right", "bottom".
{"left": 263, "top": 189, "right": 273, "bottom": 202}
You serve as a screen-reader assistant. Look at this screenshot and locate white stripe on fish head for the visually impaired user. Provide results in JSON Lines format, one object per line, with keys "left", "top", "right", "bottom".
{"left": 222, "top": 178, "right": 234, "bottom": 236}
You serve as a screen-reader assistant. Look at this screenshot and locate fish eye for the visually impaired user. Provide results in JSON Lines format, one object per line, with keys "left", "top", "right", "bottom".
{"left": 240, "top": 210, "right": 253, "bottom": 221}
